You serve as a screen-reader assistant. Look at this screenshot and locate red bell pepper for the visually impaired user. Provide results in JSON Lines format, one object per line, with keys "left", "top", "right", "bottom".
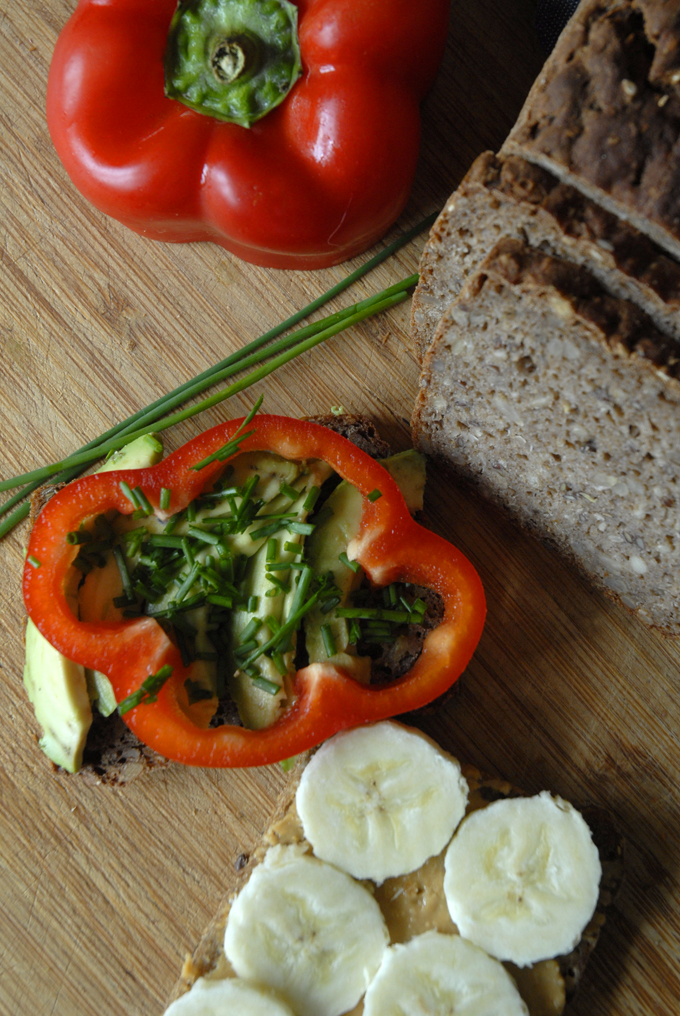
{"left": 23, "top": 416, "right": 485, "bottom": 767}
{"left": 46, "top": 0, "right": 451, "bottom": 270}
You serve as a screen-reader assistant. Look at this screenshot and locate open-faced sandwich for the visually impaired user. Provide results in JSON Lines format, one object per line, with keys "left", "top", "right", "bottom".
{"left": 163, "top": 720, "right": 623, "bottom": 1016}
{"left": 21, "top": 413, "right": 485, "bottom": 780}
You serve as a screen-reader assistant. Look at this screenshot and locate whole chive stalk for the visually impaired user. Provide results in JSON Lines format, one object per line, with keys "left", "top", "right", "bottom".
{"left": 1, "top": 287, "right": 411, "bottom": 493}
{"left": 1, "top": 216, "right": 435, "bottom": 539}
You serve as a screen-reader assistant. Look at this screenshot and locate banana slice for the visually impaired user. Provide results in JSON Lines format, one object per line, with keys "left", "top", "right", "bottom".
{"left": 363, "top": 930, "right": 529, "bottom": 1016}
{"left": 224, "top": 844, "right": 389, "bottom": 1016}
{"left": 443, "top": 791, "right": 601, "bottom": 967}
{"left": 295, "top": 721, "right": 469, "bottom": 883}
{"left": 161, "top": 976, "right": 296, "bottom": 1016}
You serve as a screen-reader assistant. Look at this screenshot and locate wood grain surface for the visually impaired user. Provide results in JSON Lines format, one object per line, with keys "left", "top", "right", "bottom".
{"left": 1, "top": 1, "right": 679, "bottom": 1015}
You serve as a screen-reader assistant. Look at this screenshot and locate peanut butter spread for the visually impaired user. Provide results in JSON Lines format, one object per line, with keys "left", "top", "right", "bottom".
{"left": 180, "top": 762, "right": 568, "bottom": 1016}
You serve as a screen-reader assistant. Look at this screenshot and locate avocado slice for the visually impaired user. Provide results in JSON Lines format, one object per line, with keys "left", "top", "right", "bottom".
{"left": 304, "top": 450, "right": 426, "bottom": 678}
{"left": 23, "top": 434, "right": 164, "bottom": 770}
{"left": 23, "top": 620, "right": 93, "bottom": 773}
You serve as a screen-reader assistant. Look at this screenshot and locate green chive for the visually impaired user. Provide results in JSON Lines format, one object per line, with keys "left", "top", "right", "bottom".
{"left": 288, "top": 521, "right": 314, "bottom": 536}
{"left": 251, "top": 675, "right": 281, "bottom": 696}
{"left": 206, "top": 594, "right": 233, "bottom": 608}
{"left": 321, "top": 624, "right": 336, "bottom": 658}
{"left": 247, "top": 595, "right": 259, "bottom": 612}
{"left": 338, "top": 551, "right": 360, "bottom": 573}
{"left": 118, "top": 664, "right": 173, "bottom": 714}
{"left": 112, "top": 547, "right": 134, "bottom": 600}
{"left": 119, "top": 481, "right": 136, "bottom": 507}
{"left": 159, "top": 487, "right": 172, "bottom": 510}
{"left": 271, "top": 650, "right": 287, "bottom": 676}
{"left": 27, "top": 554, "right": 41, "bottom": 569}
{"left": 303, "top": 486, "right": 320, "bottom": 511}
{"left": 0, "top": 217, "right": 436, "bottom": 540}
{"left": 188, "top": 525, "right": 221, "bottom": 546}
{"left": 367, "top": 489, "right": 382, "bottom": 502}
{"left": 240, "top": 617, "right": 263, "bottom": 643}
{"left": 284, "top": 541, "right": 302, "bottom": 555}
{"left": 133, "top": 486, "right": 153, "bottom": 515}
{"left": 266, "top": 538, "right": 277, "bottom": 562}
{"left": 279, "top": 482, "right": 300, "bottom": 501}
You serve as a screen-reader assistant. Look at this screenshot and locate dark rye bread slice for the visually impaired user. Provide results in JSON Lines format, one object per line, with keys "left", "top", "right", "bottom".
{"left": 168, "top": 750, "right": 624, "bottom": 1016}
{"left": 27, "top": 415, "right": 438, "bottom": 784}
{"left": 412, "top": 237, "right": 680, "bottom": 634}
{"left": 412, "top": 151, "right": 680, "bottom": 360}
{"left": 502, "top": 0, "right": 680, "bottom": 262}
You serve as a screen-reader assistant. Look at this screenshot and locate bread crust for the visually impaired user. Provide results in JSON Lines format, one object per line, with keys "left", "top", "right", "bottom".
{"left": 412, "top": 151, "right": 680, "bottom": 360}
{"left": 502, "top": 0, "right": 680, "bottom": 261}
{"left": 168, "top": 749, "right": 624, "bottom": 1015}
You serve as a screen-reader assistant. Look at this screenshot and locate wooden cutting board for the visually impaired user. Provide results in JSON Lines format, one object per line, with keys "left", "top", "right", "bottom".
{"left": 1, "top": 1, "right": 679, "bottom": 1014}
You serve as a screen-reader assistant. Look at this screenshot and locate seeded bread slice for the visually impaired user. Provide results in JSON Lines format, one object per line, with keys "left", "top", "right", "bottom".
{"left": 412, "top": 151, "right": 680, "bottom": 361}
{"left": 412, "top": 237, "right": 680, "bottom": 634}
{"left": 168, "top": 746, "right": 623, "bottom": 1016}
{"left": 502, "top": 0, "right": 680, "bottom": 262}
{"left": 26, "top": 416, "right": 398, "bottom": 785}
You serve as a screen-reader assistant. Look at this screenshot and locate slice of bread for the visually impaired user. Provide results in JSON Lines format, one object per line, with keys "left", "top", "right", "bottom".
{"left": 27, "top": 415, "right": 431, "bottom": 785}
{"left": 167, "top": 731, "right": 623, "bottom": 1016}
{"left": 502, "top": 0, "right": 680, "bottom": 262}
{"left": 412, "top": 151, "right": 680, "bottom": 361}
{"left": 412, "top": 237, "right": 680, "bottom": 634}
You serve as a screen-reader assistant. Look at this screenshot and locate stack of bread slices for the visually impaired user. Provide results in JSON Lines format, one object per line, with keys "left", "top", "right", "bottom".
{"left": 412, "top": 0, "right": 680, "bottom": 634}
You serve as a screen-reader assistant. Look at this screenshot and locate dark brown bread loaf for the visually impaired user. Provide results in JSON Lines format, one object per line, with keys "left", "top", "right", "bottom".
{"left": 413, "top": 237, "right": 680, "bottom": 634}
{"left": 502, "top": 0, "right": 680, "bottom": 261}
{"left": 412, "top": 151, "right": 680, "bottom": 360}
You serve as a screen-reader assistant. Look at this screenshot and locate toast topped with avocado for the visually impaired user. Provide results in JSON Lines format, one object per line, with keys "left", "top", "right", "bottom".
{"left": 23, "top": 416, "right": 450, "bottom": 784}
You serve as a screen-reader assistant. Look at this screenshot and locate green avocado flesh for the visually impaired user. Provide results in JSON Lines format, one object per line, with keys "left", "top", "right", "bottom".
{"left": 23, "top": 434, "right": 164, "bottom": 771}
{"left": 25, "top": 442, "right": 427, "bottom": 770}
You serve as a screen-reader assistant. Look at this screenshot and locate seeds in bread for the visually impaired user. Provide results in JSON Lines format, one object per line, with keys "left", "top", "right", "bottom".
{"left": 413, "top": 237, "right": 680, "bottom": 633}
{"left": 502, "top": 0, "right": 680, "bottom": 262}
{"left": 412, "top": 151, "right": 680, "bottom": 360}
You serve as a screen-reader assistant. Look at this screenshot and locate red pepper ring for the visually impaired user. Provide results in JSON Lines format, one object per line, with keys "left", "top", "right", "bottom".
{"left": 23, "top": 416, "right": 485, "bottom": 767}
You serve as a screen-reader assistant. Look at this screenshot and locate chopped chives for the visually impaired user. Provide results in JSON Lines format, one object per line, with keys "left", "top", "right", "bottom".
{"left": 159, "top": 487, "right": 172, "bottom": 510}
{"left": 188, "top": 525, "right": 221, "bottom": 545}
{"left": 367, "top": 489, "right": 382, "bottom": 502}
{"left": 66, "top": 530, "right": 91, "bottom": 546}
{"left": 303, "top": 486, "right": 320, "bottom": 511}
{"left": 321, "top": 596, "right": 341, "bottom": 613}
{"left": 186, "top": 501, "right": 197, "bottom": 522}
{"left": 207, "top": 594, "right": 234, "bottom": 608}
{"left": 119, "top": 481, "right": 137, "bottom": 507}
{"left": 112, "top": 547, "right": 134, "bottom": 600}
{"left": 271, "top": 650, "right": 287, "bottom": 676}
{"left": 251, "top": 675, "right": 281, "bottom": 696}
{"left": 284, "top": 541, "right": 302, "bottom": 555}
{"left": 338, "top": 551, "right": 360, "bottom": 573}
{"left": 266, "top": 538, "right": 277, "bottom": 562}
{"left": 279, "top": 482, "right": 300, "bottom": 501}
{"left": 288, "top": 521, "right": 314, "bottom": 536}
{"left": 247, "top": 595, "right": 259, "bottom": 612}
{"left": 321, "top": 624, "right": 336, "bottom": 658}
{"left": 118, "top": 664, "right": 174, "bottom": 714}
{"left": 182, "top": 536, "right": 194, "bottom": 565}
{"left": 133, "top": 486, "right": 153, "bottom": 515}
{"left": 266, "top": 561, "right": 292, "bottom": 571}
{"left": 240, "top": 617, "right": 263, "bottom": 643}
{"left": 175, "top": 561, "right": 201, "bottom": 601}
{"left": 164, "top": 513, "right": 182, "bottom": 534}
{"left": 336, "top": 607, "right": 410, "bottom": 622}
{"left": 348, "top": 620, "right": 361, "bottom": 644}
{"left": 148, "top": 535, "right": 184, "bottom": 549}
{"left": 264, "top": 614, "right": 281, "bottom": 634}
{"left": 26, "top": 554, "right": 41, "bottom": 569}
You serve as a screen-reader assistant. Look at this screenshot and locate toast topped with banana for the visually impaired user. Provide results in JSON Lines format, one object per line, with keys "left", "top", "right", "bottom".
{"left": 164, "top": 721, "right": 623, "bottom": 1016}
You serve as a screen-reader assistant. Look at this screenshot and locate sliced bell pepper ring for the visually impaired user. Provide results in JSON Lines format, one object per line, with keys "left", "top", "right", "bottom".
{"left": 23, "top": 416, "right": 485, "bottom": 767}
